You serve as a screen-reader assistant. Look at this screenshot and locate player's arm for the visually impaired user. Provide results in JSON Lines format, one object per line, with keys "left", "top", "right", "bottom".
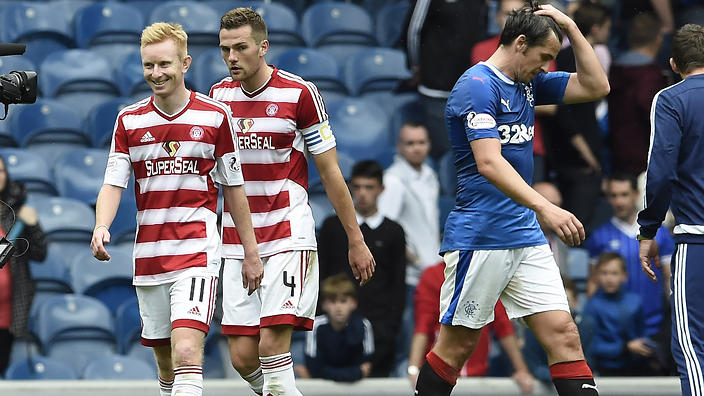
{"left": 471, "top": 137, "right": 584, "bottom": 245}
{"left": 536, "top": 5, "right": 609, "bottom": 104}
{"left": 91, "top": 184, "right": 124, "bottom": 261}
{"left": 498, "top": 334, "right": 535, "bottom": 394}
{"left": 222, "top": 185, "right": 262, "bottom": 295}
{"left": 313, "top": 149, "right": 375, "bottom": 285}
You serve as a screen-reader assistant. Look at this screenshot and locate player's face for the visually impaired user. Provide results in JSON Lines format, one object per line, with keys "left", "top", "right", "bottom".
{"left": 607, "top": 180, "right": 638, "bottom": 222}
{"left": 322, "top": 294, "right": 357, "bottom": 327}
{"left": 141, "top": 39, "right": 190, "bottom": 99}
{"left": 397, "top": 125, "right": 430, "bottom": 168}
{"left": 515, "top": 32, "right": 561, "bottom": 83}
{"left": 597, "top": 259, "right": 627, "bottom": 294}
{"left": 350, "top": 176, "right": 383, "bottom": 215}
{"left": 219, "top": 25, "right": 268, "bottom": 84}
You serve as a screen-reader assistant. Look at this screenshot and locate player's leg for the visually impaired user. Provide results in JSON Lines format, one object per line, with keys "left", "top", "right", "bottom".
{"left": 221, "top": 257, "right": 265, "bottom": 395}
{"left": 137, "top": 284, "right": 175, "bottom": 395}
{"left": 671, "top": 243, "right": 704, "bottom": 396}
{"left": 169, "top": 275, "right": 218, "bottom": 396}
{"left": 504, "top": 245, "right": 597, "bottom": 395}
{"left": 258, "top": 251, "right": 318, "bottom": 396}
{"left": 415, "top": 249, "right": 513, "bottom": 396}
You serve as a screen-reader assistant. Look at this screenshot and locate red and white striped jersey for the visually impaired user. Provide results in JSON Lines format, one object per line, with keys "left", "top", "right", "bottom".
{"left": 210, "top": 67, "right": 336, "bottom": 258}
{"left": 103, "top": 91, "right": 244, "bottom": 286}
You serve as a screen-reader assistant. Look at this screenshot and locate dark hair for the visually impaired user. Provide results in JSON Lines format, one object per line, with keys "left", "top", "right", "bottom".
{"left": 628, "top": 12, "right": 661, "bottom": 48}
{"left": 572, "top": 1, "right": 610, "bottom": 37}
{"left": 220, "top": 7, "right": 268, "bottom": 42}
{"left": 321, "top": 273, "right": 356, "bottom": 301}
{"left": 672, "top": 24, "right": 704, "bottom": 75}
{"left": 596, "top": 252, "right": 626, "bottom": 273}
{"left": 499, "top": 0, "right": 563, "bottom": 47}
{"left": 608, "top": 172, "right": 638, "bottom": 191}
{"left": 351, "top": 160, "right": 384, "bottom": 185}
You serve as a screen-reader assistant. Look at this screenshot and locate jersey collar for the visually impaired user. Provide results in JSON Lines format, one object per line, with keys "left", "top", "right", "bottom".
{"left": 479, "top": 61, "right": 515, "bottom": 85}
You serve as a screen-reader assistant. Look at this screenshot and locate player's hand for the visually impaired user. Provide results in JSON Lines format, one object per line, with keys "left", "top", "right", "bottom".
{"left": 241, "top": 254, "right": 263, "bottom": 296}
{"left": 90, "top": 225, "right": 111, "bottom": 261}
{"left": 536, "top": 204, "right": 585, "bottom": 246}
{"left": 639, "top": 238, "right": 661, "bottom": 282}
{"left": 512, "top": 369, "right": 536, "bottom": 395}
{"left": 534, "top": 3, "right": 575, "bottom": 31}
{"left": 349, "top": 240, "right": 375, "bottom": 286}
{"left": 360, "top": 362, "right": 372, "bottom": 378}
{"left": 627, "top": 338, "right": 654, "bottom": 357}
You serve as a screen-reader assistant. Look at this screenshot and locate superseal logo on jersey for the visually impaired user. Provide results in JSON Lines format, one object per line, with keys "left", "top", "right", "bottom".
{"left": 498, "top": 123, "right": 535, "bottom": 144}
{"left": 237, "top": 118, "right": 254, "bottom": 133}
{"left": 467, "top": 112, "right": 497, "bottom": 129}
{"left": 236, "top": 118, "right": 276, "bottom": 150}
{"left": 144, "top": 141, "right": 200, "bottom": 177}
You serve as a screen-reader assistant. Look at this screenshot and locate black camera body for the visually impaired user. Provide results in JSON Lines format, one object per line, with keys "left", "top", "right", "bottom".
{"left": 0, "top": 43, "right": 38, "bottom": 119}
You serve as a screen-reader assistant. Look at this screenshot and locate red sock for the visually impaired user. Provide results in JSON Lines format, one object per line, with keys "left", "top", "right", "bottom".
{"left": 549, "top": 360, "right": 593, "bottom": 380}
{"left": 426, "top": 351, "right": 459, "bottom": 386}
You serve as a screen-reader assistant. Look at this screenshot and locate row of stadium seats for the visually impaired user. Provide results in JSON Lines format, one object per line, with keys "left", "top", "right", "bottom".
{"left": 1, "top": 1, "right": 409, "bottom": 66}
{"left": 0, "top": 44, "right": 411, "bottom": 113}
{"left": 6, "top": 354, "right": 157, "bottom": 380}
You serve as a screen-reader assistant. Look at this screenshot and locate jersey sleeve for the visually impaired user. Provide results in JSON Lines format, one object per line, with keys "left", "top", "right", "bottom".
{"left": 297, "top": 82, "right": 336, "bottom": 155}
{"left": 460, "top": 73, "right": 500, "bottom": 142}
{"left": 532, "top": 71, "right": 570, "bottom": 105}
{"left": 103, "top": 116, "right": 132, "bottom": 188}
{"left": 211, "top": 107, "right": 244, "bottom": 187}
{"left": 638, "top": 92, "right": 680, "bottom": 239}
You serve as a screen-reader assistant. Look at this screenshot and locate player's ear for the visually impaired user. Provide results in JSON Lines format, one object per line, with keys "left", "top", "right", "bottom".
{"left": 259, "top": 40, "right": 269, "bottom": 58}
{"left": 669, "top": 58, "right": 680, "bottom": 75}
{"left": 515, "top": 35, "right": 527, "bottom": 52}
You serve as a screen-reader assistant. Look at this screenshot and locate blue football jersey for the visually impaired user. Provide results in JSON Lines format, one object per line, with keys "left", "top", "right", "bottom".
{"left": 441, "top": 62, "right": 570, "bottom": 252}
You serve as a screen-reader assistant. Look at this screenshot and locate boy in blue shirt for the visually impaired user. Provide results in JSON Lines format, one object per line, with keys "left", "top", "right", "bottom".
{"left": 303, "top": 274, "right": 374, "bottom": 382}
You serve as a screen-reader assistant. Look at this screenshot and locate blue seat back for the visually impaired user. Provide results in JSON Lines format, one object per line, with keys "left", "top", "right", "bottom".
{"left": 39, "top": 49, "right": 119, "bottom": 97}
{"left": 115, "top": 298, "right": 141, "bottom": 354}
{"left": 29, "top": 246, "right": 72, "bottom": 294}
{"left": 0, "top": 148, "right": 57, "bottom": 196}
{"left": 275, "top": 47, "right": 347, "bottom": 95}
{"left": 69, "top": 248, "right": 135, "bottom": 314}
{"left": 5, "top": 356, "right": 78, "bottom": 380}
{"left": 1, "top": 3, "right": 74, "bottom": 65}
{"left": 74, "top": 3, "right": 145, "bottom": 48}
{"left": 376, "top": 2, "right": 410, "bottom": 47}
{"left": 248, "top": 1, "right": 304, "bottom": 47}
{"left": 345, "top": 47, "right": 411, "bottom": 95}
{"left": 301, "top": 3, "right": 376, "bottom": 47}
{"left": 83, "top": 354, "right": 157, "bottom": 380}
{"left": 53, "top": 148, "right": 108, "bottom": 206}
{"left": 86, "top": 97, "right": 134, "bottom": 148}
{"left": 9, "top": 98, "right": 88, "bottom": 147}
{"left": 149, "top": 2, "right": 219, "bottom": 37}
{"left": 29, "top": 196, "right": 95, "bottom": 242}
{"left": 326, "top": 98, "right": 391, "bottom": 160}
{"left": 192, "top": 48, "right": 229, "bottom": 94}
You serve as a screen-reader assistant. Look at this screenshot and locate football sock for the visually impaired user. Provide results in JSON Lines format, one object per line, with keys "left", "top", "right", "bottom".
{"left": 172, "top": 365, "right": 203, "bottom": 396}
{"left": 243, "top": 366, "right": 264, "bottom": 395}
{"left": 550, "top": 360, "right": 599, "bottom": 395}
{"left": 260, "top": 352, "right": 300, "bottom": 396}
{"left": 159, "top": 377, "right": 173, "bottom": 396}
{"left": 414, "top": 351, "right": 458, "bottom": 396}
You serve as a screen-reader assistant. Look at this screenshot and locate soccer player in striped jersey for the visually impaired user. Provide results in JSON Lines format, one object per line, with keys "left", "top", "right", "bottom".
{"left": 638, "top": 24, "right": 704, "bottom": 396}
{"left": 414, "top": 3, "right": 609, "bottom": 396}
{"left": 90, "top": 23, "right": 262, "bottom": 396}
{"left": 209, "top": 8, "right": 375, "bottom": 396}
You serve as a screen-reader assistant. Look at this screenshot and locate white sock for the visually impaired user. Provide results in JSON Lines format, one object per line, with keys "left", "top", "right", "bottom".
{"left": 260, "top": 353, "right": 301, "bottom": 396}
{"left": 159, "top": 377, "right": 173, "bottom": 396}
{"left": 172, "top": 366, "right": 203, "bottom": 396}
{"left": 243, "top": 366, "right": 264, "bottom": 395}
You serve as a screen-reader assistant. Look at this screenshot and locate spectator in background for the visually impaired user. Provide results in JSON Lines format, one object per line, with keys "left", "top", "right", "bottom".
{"left": 407, "top": 261, "right": 535, "bottom": 394}
{"left": 548, "top": 1, "right": 611, "bottom": 235}
{"left": 533, "top": 181, "right": 570, "bottom": 274}
{"left": 582, "top": 252, "right": 656, "bottom": 376}
{"left": 302, "top": 274, "right": 374, "bottom": 382}
{"left": 401, "top": 0, "right": 488, "bottom": 160}
{"left": 608, "top": 13, "right": 667, "bottom": 175}
{"left": 378, "top": 121, "right": 439, "bottom": 374}
{"left": 586, "top": 173, "right": 674, "bottom": 337}
{"left": 0, "top": 155, "right": 47, "bottom": 375}
{"left": 318, "top": 160, "right": 406, "bottom": 377}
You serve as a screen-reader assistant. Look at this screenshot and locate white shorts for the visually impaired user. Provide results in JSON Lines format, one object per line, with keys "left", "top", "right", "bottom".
{"left": 221, "top": 250, "right": 318, "bottom": 335}
{"left": 439, "top": 244, "right": 569, "bottom": 329}
{"left": 136, "top": 273, "right": 218, "bottom": 347}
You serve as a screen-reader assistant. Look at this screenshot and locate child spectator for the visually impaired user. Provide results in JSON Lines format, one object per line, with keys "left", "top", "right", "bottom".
{"left": 303, "top": 274, "right": 374, "bottom": 382}
{"left": 582, "top": 252, "right": 654, "bottom": 376}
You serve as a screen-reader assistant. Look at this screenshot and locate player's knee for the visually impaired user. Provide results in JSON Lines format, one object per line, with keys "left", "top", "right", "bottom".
{"left": 171, "top": 338, "right": 203, "bottom": 367}
{"left": 553, "top": 320, "right": 582, "bottom": 352}
{"left": 230, "top": 351, "right": 260, "bottom": 374}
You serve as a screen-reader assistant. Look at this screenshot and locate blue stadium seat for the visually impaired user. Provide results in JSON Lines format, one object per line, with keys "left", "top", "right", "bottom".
{"left": 53, "top": 148, "right": 108, "bottom": 206}
{"left": 0, "top": 54, "right": 35, "bottom": 76}
{"left": 115, "top": 50, "right": 152, "bottom": 100}
{"left": 86, "top": 97, "right": 134, "bottom": 148}
{"left": 0, "top": 111, "right": 18, "bottom": 147}
{"left": 49, "top": 1, "right": 93, "bottom": 24}
{"left": 1, "top": 3, "right": 74, "bottom": 65}
{"left": 111, "top": 194, "right": 138, "bottom": 245}
{"left": 83, "top": 354, "right": 156, "bottom": 380}
{"left": 5, "top": 356, "right": 78, "bottom": 380}
{"left": 275, "top": 47, "right": 349, "bottom": 98}
{"left": 29, "top": 196, "right": 95, "bottom": 243}
{"left": 74, "top": 3, "right": 146, "bottom": 66}
{"left": 192, "top": 48, "right": 229, "bottom": 94}
{"left": 301, "top": 3, "right": 376, "bottom": 64}
{"left": 149, "top": 2, "right": 220, "bottom": 61}
{"left": 389, "top": 97, "right": 424, "bottom": 139}
{"left": 31, "top": 294, "right": 116, "bottom": 374}
{"left": 7, "top": 337, "right": 41, "bottom": 371}
{"left": 326, "top": 98, "right": 391, "bottom": 161}
{"left": 344, "top": 48, "right": 411, "bottom": 95}
{"left": 248, "top": 2, "right": 305, "bottom": 47}
{"left": 308, "top": 192, "right": 334, "bottom": 231}
{"left": 308, "top": 148, "right": 355, "bottom": 193}
{"left": 114, "top": 298, "right": 141, "bottom": 354}
{"left": 69, "top": 248, "right": 135, "bottom": 315}
{"left": 29, "top": 245, "right": 72, "bottom": 294}
{"left": 39, "top": 49, "right": 120, "bottom": 115}
{"left": 376, "top": 2, "right": 410, "bottom": 48}
{"left": 9, "top": 99, "right": 88, "bottom": 148}
{"left": 0, "top": 148, "right": 58, "bottom": 196}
